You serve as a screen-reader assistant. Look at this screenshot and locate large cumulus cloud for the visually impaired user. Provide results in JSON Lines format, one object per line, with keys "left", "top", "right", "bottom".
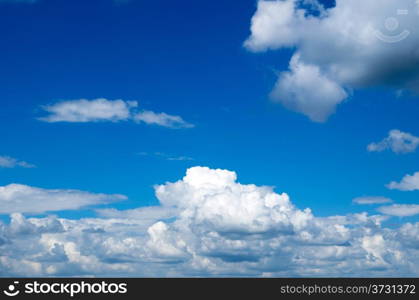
{"left": 1, "top": 166, "right": 418, "bottom": 277}
{"left": 245, "top": 0, "right": 419, "bottom": 121}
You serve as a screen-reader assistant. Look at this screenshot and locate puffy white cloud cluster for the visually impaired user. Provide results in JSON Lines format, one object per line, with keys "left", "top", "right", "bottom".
{"left": 368, "top": 129, "right": 419, "bottom": 154}
{"left": 39, "top": 98, "right": 193, "bottom": 129}
{"left": 245, "top": 0, "right": 419, "bottom": 121}
{"left": 1, "top": 166, "right": 419, "bottom": 277}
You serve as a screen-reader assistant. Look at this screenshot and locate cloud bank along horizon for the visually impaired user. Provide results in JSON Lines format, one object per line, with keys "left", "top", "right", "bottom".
{"left": 245, "top": 0, "right": 419, "bottom": 122}
{"left": 1, "top": 166, "right": 419, "bottom": 277}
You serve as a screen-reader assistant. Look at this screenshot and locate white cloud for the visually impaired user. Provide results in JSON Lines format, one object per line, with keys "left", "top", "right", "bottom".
{"left": 398, "top": 222, "right": 419, "bottom": 248}
{"left": 245, "top": 0, "right": 419, "bottom": 121}
{"left": 353, "top": 196, "right": 393, "bottom": 205}
{"left": 368, "top": 129, "right": 419, "bottom": 153}
{"left": 361, "top": 234, "right": 388, "bottom": 264}
{"left": 154, "top": 166, "right": 313, "bottom": 235}
{"left": 144, "top": 167, "right": 415, "bottom": 276}
{"left": 0, "top": 167, "right": 419, "bottom": 276}
{"left": 270, "top": 54, "right": 348, "bottom": 122}
{"left": 134, "top": 111, "right": 194, "bottom": 129}
{"left": 377, "top": 204, "right": 419, "bottom": 217}
{"left": 387, "top": 172, "right": 419, "bottom": 191}
{"left": 0, "top": 184, "right": 126, "bottom": 214}
{"left": 38, "top": 98, "right": 194, "bottom": 129}
{"left": 0, "top": 156, "right": 35, "bottom": 168}
{"left": 244, "top": 0, "right": 299, "bottom": 51}
{"left": 39, "top": 99, "right": 137, "bottom": 123}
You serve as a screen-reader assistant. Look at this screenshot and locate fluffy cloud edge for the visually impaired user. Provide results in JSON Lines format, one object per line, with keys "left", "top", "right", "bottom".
{"left": 387, "top": 172, "right": 419, "bottom": 191}
{"left": 270, "top": 54, "right": 348, "bottom": 122}
{"left": 368, "top": 130, "right": 419, "bottom": 154}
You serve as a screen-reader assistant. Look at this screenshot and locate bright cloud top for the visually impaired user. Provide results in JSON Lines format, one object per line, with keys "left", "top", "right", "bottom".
{"left": 0, "top": 184, "right": 126, "bottom": 214}
{"left": 1, "top": 166, "right": 418, "bottom": 277}
{"left": 353, "top": 196, "right": 393, "bottom": 205}
{"left": 245, "top": 0, "right": 419, "bottom": 121}
{"left": 39, "top": 98, "right": 193, "bottom": 129}
{"left": 368, "top": 129, "right": 419, "bottom": 154}
{"left": 387, "top": 172, "right": 419, "bottom": 191}
{"left": 154, "top": 166, "right": 313, "bottom": 236}
{"left": 0, "top": 156, "right": 35, "bottom": 168}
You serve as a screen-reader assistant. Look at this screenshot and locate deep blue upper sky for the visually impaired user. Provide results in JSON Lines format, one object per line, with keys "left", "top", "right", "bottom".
{"left": 1, "top": 0, "right": 418, "bottom": 221}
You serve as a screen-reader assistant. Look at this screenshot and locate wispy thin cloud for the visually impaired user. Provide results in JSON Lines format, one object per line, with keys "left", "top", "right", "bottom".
{"left": 38, "top": 98, "right": 194, "bottom": 129}
{"left": 0, "top": 156, "right": 35, "bottom": 169}
{"left": 353, "top": 196, "right": 393, "bottom": 205}
{"left": 133, "top": 111, "right": 194, "bottom": 129}
{"left": 0, "top": 183, "right": 126, "bottom": 214}
{"left": 138, "top": 152, "right": 194, "bottom": 161}
{"left": 377, "top": 204, "right": 419, "bottom": 217}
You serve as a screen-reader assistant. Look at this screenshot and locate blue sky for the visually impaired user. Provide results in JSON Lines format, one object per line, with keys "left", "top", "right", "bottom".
{"left": 1, "top": 0, "right": 419, "bottom": 277}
